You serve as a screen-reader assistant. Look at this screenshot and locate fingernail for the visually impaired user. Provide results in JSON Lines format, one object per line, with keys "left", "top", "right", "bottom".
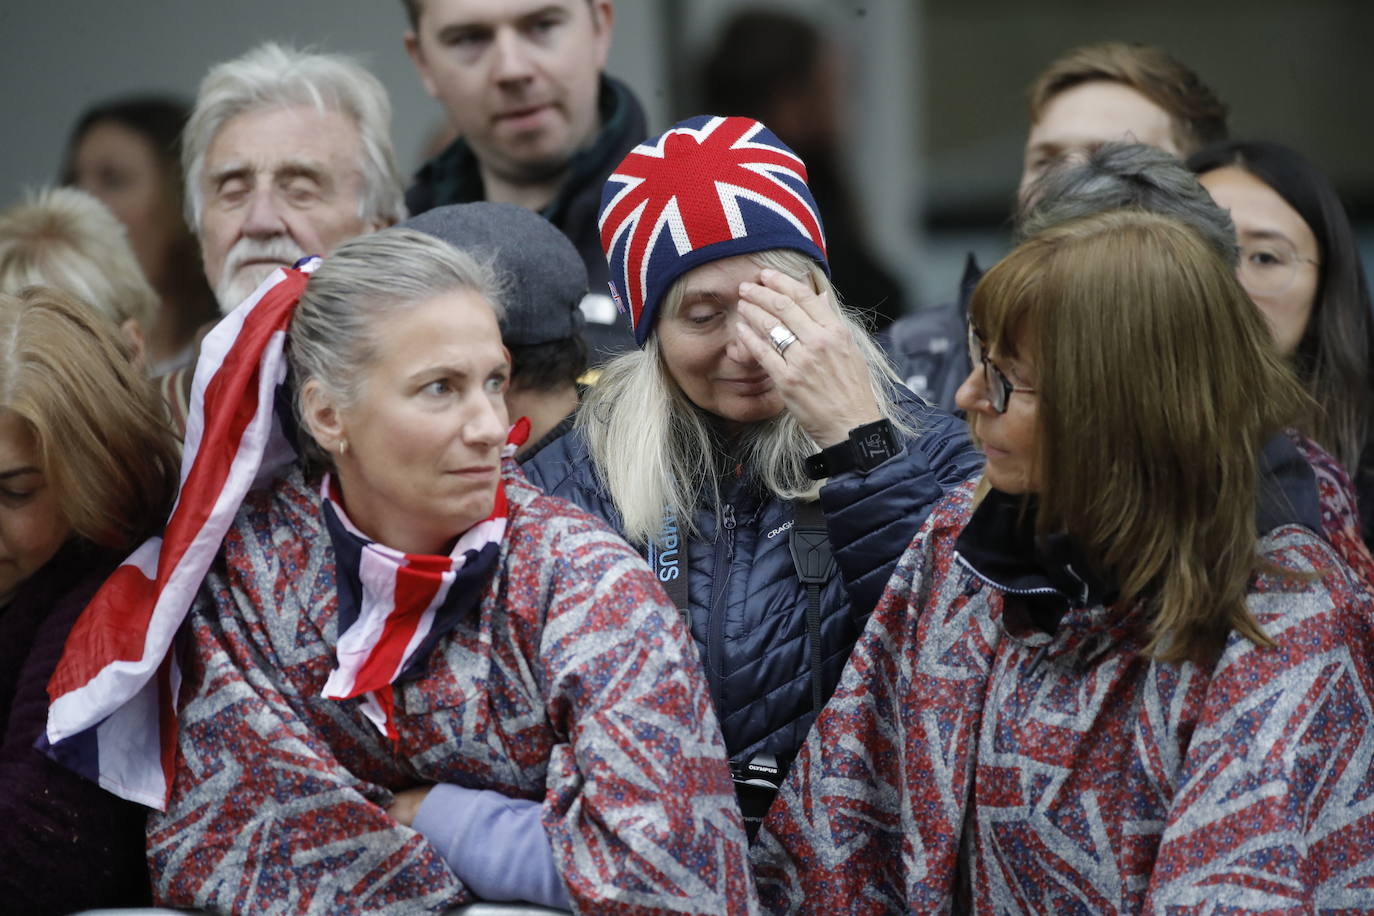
{"left": 760, "top": 269, "right": 776, "bottom": 281}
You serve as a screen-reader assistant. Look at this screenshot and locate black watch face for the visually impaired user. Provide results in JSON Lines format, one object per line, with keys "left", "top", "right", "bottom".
{"left": 857, "top": 429, "right": 894, "bottom": 462}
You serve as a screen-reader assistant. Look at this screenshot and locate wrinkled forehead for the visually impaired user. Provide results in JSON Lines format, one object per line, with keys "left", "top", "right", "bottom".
{"left": 205, "top": 104, "right": 363, "bottom": 179}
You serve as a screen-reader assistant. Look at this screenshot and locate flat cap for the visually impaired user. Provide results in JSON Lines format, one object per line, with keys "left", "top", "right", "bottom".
{"left": 401, "top": 202, "right": 588, "bottom": 346}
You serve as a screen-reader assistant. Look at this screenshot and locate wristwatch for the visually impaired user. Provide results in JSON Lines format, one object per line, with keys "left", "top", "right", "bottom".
{"left": 804, "top": 419, "right": 900, "bottom": 480}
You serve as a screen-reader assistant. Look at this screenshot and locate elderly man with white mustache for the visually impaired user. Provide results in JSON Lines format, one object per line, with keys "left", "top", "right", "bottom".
{"left": 184, "top": 42, "right": 406, "bottom": 313}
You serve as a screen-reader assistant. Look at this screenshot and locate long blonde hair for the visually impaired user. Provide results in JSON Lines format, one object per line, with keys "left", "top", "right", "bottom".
{"left": 579, "top": 248, "right": 910, "bottom": 546}
{"left": 0, "top": 286, "right": 180, "bottom": 548}
{"left": 969, "top": 209, "right": 1309, "bottom": 662}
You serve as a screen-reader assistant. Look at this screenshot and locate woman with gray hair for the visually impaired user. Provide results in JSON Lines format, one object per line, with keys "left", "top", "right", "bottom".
{"left": 47, "top": 228, "right": 755, "bottom": 914}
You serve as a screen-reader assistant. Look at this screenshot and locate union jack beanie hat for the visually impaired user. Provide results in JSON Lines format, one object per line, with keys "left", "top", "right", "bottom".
{"left": 599, "top": 115, "right": 829, "bottom": 346}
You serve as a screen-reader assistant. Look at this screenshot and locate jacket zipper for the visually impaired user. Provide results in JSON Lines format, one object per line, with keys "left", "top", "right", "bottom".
{"left": 953, "top": 551, "right": 1063, "bottom": 598}
{"left": 954, "top": 551, "right": 1062, "bottom": 674}
{"left": 706, "top": 503, "right": 735, "bottom": 717}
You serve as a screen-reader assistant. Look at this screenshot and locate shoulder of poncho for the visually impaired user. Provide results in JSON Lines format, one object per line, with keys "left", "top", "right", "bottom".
{"left": 1220, "top": 522, "right": 1368, "bottom": 662}
{"left": 503, "top": 461, "right": 634, "bottom": 556}
{"left": 924, "top": 478, "right": 979, "bottom": 543}
{"left": 1257, "top": 521, "right": 1349, "bottom": 583}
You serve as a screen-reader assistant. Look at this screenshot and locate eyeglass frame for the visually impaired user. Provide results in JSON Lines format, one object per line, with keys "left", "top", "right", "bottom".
{"left": 1235, "top": 238, "right": 1321, "bottom": 296}
{"left": 967, "top": 324, "right": 1036, "bottom": 414}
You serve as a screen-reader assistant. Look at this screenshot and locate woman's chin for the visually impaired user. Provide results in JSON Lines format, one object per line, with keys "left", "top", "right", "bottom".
{"left": 710, "top": 393, "right": 787, "bottom": 428}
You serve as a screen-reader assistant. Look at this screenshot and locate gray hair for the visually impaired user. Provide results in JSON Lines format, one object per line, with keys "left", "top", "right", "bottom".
{"left": 0, "top": 187, "right": 158, "bottom": 332}
{"left": 183, "top": 42, "right": 406, "bottom": 233}
{"left": 1017, "top": 142, "right": 1238, "bottom": 266}
{"left": 579, "top": 248, "right": 914, "bottom": 546}
{"left": 290, "top": 227, "right": 504, "bottom": 463}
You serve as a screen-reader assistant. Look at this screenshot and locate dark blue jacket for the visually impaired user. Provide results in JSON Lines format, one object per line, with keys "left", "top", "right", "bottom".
{"left": 523, "top": 390, "right": 983, "bottom": 769}
{"left": 878, "top": 253, "right": 983, "bottom": 411}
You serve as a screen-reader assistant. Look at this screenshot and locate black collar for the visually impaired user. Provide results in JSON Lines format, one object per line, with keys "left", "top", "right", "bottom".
{"left": 954, "top": 431, "right": 1325, "bottom": 634}
{"left": 953, "top": 489, "right": 1118, "bottom": 634}
{"left": 411, "top": 75, "right": 644, "bottom": 218}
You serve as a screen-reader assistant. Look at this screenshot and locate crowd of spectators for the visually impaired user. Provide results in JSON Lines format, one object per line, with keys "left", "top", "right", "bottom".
{"left": 2, "top": 3, "right": 1372, "bottom": 914}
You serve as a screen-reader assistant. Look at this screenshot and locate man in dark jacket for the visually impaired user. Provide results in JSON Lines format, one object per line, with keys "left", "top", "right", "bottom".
{"left": 884, "top": 41, "right": 1230, "bottom": 408}
{"left": 401, "top": 0, "right": 644, "bottom": 363}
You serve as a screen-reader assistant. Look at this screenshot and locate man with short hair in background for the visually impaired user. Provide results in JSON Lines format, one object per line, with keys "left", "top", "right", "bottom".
{"left": 884, "top": 41, "right": 1230, "bottom": 409}
{"left": 401, "top": 0, "right": 644, "bottom": 362}
{"left": 183, "top": 42, "right": 406, "bottom": 314}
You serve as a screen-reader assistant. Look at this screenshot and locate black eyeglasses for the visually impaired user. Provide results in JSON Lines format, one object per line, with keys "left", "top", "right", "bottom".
{"left": 967, "top": 325, "right": 1035, "bottom": 414}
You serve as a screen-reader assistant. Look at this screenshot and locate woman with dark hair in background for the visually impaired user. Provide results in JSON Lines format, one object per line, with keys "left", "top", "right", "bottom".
{"left": 753, "top": 209, "right": 1374, "bottom": 913}
{"left": 62, "top": 95, "right": 218, "bottom": 377}
{"left": 1191, "top": 141, "right": 1374, "bottom": 550}
{"left": 0, "top": 287, "right": 180, "bottom": 912}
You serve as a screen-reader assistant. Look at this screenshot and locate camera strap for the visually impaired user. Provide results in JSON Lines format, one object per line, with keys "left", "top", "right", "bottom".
{"left": 789, "top": 501, "right": 834, "bottom": 714}
{"left": 649, "top": 512, "right": 689, "bottom": 627}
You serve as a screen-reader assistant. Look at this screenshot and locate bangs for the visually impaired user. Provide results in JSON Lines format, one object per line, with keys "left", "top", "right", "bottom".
{"left": 966, "top": 244, "right": 1048, "bottom": 360}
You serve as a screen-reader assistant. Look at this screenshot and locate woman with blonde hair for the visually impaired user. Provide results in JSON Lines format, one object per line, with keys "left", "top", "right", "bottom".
{"left": 0, "top": 286, "right": 179, "bottom": 912}
{"left": 0, "top": 187, "right": 158, "bottom": 360}
{"left": 524, "top": 116, "right": 981, "bottom": 831}
{"left": 753, "top": 208, "right": 1374, "bottom": 912}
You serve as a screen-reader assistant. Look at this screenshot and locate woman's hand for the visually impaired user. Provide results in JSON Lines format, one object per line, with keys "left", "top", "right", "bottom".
{"left": 735, "top": 268, "right": 883, "bottom": 448}
{"left": 387, "top": 785, "right": 434, "bottom": 827}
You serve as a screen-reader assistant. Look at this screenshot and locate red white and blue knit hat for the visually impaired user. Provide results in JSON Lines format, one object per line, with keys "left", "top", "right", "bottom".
{"left": 599, "top": 115, "right": 829, "bottom": 346}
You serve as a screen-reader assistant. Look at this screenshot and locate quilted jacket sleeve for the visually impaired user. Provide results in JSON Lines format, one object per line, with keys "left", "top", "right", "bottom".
{"left": 819, "top": 391, "right": 981, "bottom": 621}
{"left": 1143, "top": 531, "right": 1374, "bottom": 911}
{"left": 146, "top": 579, "right": 467, "bottom": 915}
{"left": 533, "top": 505, "right": 758, "bottom": 915}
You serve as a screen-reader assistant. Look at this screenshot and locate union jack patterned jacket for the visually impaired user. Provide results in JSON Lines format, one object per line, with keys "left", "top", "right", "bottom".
{"left": 147, "top": 462, "right": 758, "bottom": 915}
{"left": 753, "top": 481, "right": 1374, "bottom": 914}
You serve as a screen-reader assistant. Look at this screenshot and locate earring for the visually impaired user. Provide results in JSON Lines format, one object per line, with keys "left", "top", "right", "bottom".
{"left": 337, "top": 439, "right": 348, "bottom": 456}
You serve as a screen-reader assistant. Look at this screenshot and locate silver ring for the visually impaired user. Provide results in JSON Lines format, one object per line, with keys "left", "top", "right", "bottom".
{"left": 768, "top": 323, "right": 799, "bottom": 356}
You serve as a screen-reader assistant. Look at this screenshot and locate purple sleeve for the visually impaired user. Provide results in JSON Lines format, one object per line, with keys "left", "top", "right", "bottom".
{"left": 412, "top": 784, "right": 570, "bottom": 911}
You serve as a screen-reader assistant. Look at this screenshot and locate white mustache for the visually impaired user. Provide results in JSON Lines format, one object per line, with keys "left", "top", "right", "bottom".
{"left": 214, "top": 237, "right": 308, "bottom": 313}
{"left": 220, "top": 237, "right": 307, "bottom": 281}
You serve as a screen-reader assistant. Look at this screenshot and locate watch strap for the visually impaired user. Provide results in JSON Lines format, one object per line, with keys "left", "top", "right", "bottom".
{"left": 804, "top": 419, "right": 898, "bottom": 480}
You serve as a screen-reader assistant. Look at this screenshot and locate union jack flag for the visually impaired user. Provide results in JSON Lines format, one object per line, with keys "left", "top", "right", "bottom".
{"left": 42, "top": 260, "right": 318, "bottom": 808}
{"left": 599, "top": 115, "right": 827, "bottom": 343}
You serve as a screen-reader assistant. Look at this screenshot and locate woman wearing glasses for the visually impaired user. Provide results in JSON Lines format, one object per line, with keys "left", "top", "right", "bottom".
{"left": 1190, "top": 141, "right": 1374, "bottom": 550}
{"left": 752, "top": 208, "right": 1374, "bottom": 913}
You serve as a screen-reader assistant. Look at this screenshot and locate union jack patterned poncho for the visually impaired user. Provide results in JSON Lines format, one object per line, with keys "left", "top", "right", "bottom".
{"left": 147, "top": 462, "right": 758, "bottom": 915}
{"left": 753, "top": 481, "right": 1374, "bottom": 914}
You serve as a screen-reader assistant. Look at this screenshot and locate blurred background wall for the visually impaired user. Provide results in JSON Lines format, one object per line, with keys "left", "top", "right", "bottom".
{"left": 3, "top": 0, "right": 1370, "bottom": 313}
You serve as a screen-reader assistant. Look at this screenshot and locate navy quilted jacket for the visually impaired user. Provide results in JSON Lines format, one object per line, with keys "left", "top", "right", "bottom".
{"left": 523, "top": 390, "right": 982, "bottom": 768}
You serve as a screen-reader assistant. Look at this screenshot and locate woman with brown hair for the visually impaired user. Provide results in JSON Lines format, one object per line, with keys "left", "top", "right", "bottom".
{"left": 0, "top": 286, "right": 180, "bottom": 912}
{"left": 753, "top": 209, "right": 1374, "bottom": 913}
